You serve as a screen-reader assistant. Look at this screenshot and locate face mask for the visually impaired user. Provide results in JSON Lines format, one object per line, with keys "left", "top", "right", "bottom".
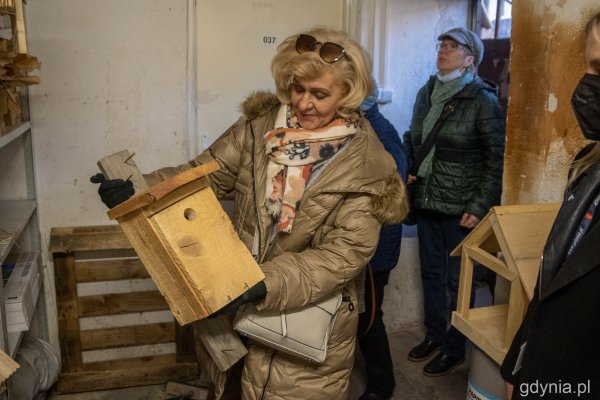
{"left": 436, "top": 68, "right": 463, "bottom": 83}
{"left": 571, "top": 73, "right": 600, "bottom": 141}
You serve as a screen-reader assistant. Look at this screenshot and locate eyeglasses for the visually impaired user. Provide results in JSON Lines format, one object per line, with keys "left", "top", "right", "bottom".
{"left": 436, "top": 42, "right": 467, "bottom": 52}
{"left": 295, "top": 34, "right": 346, "bottom": 63}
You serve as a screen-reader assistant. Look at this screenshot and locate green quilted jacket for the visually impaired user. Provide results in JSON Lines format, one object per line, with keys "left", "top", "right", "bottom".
{"left": 403, "top": 75, "right": 505, "bottom": 219}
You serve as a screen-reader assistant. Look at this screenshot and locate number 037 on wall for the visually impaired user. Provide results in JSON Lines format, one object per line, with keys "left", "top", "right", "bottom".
{"left": 263, "top": 36, "right": 276, "bottom": 44}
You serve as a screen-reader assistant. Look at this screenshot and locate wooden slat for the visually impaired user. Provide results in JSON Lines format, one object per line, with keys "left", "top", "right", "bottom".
{"left": 451, "top": 214, "right": 493, "bottom": 256}
{"left": 491, "top": 203, "right": 561, "bottom": 215}
{"left": 49, "top": 225, "right": 132, "bottom": 252}
{"left": 57, "top": 362, "right": 198, "bottom": 394}
{"left": 0, "top": 349, "right": 18, "bottom": 383}
{"left": 452, "top": 305, "right": 508, "bottom": 365}
{"left": 54, "top": 253, "right": 83, "bottom": 373}
{"left": 84, "top": 353, "right": 178, "bottom": 371}
{"left": 505, "top": 281, "right": 527, "bottom": 349}
{"left": 464, "top": 246, "right": 517, "bottom": 281}
{"left": 148, "top": 177, "right": 210, "bottom": 216}
{"left": 97, "top": 149, "right": 149, "bottom": 195}
{"left": 148, "top": 160, "right": 219, "bottom": 200}
{"left": 78, "top": 290, "right": 168, "bottom": 317}
{"left": 456, "top": 254, "right": 474, "bottom": 316}
{"left": 107, "top": 160, "right": 220, "bottom": 220}
{"left": 14, "top": 0, "right": 26, "bottom": 53}
{"left": 75, "top": 258, "right": 149, "bottom": 283}
{"left": 194, "top": 316, "right": 247, "bottom": 372}
{"left": 80, "top": 322, "right": 175, "bottom": 351}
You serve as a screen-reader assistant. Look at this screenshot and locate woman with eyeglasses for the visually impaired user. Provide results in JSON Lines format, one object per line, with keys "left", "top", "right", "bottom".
{"left": 93, "top": 27, "right": 407, "bottom": 399}
{"left": 403, "top": 27, "right": 505, "bottom": 376}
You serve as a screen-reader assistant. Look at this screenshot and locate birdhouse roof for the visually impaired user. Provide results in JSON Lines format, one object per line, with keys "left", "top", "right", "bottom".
{"left": 451, "top": 203, "right": 560, "bottom": 300}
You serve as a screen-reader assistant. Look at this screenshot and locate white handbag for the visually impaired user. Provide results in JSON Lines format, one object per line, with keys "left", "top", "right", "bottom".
{"left": 233, "top": 292, "right": 342, "bottom": 363}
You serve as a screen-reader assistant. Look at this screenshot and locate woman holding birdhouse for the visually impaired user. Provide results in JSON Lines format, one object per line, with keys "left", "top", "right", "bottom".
{"left": 93, "top": 27, "right": 408, "bottom": 400}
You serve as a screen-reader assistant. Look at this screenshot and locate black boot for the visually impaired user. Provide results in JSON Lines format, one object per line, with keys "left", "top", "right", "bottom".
{"left": 407, "top": 339, "right": 442, "bottom": 361}
{"left": 423, "top": 352, "right": 465, "bottom": 376}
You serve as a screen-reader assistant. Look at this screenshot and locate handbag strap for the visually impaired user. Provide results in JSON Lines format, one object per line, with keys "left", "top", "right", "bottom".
{"left": 364, "top": 262, "right": 376, "bottom": 334}
{"left": 409, "top": 79, "right": 479, "bottom": 176}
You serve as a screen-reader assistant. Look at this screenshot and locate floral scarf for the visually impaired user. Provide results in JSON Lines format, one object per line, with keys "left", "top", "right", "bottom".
{"left": 264, "top": 105, "right": 357, "bottom": 233}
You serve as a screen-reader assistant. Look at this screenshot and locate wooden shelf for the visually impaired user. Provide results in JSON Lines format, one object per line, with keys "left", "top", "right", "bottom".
{"left": 0, "top": 122, "right": 31, "bottom": 150}
{"left": 452, "top": 304, "right": 508, "bottom": 365}
{"left": 0, "top": 199, "right": 36, "bottom": 265}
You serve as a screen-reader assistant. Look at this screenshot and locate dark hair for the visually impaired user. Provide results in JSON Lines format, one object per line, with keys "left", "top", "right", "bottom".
{"left": 568, "top": 11, "right": 600, "bottom": 186}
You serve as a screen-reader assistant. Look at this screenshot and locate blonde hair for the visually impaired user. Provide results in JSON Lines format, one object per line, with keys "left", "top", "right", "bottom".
{"left": 568, "top": 12, "right": 600, "bottom": 186}
{"left": 569, "top": 143, "right": 600, "bottom": 186}
{"left": 271, "top": 28, "right": 373, "bottom": 119}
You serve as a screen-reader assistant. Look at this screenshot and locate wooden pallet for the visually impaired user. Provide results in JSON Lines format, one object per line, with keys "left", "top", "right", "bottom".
{"left": 49, "top": 225, "right": 198, "bottom": 394}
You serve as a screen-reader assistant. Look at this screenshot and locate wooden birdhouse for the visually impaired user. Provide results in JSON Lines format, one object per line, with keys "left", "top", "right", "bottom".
{"left": 450, "top": 204, "right": 560, "bottom": 364}
{"left": 106, "top": 160, "right": 265, "bottom": 326}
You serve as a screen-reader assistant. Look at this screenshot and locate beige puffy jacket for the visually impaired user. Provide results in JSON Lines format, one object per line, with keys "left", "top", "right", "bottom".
{"left": 147, "top": 92, "right": 408, "bottom": 400}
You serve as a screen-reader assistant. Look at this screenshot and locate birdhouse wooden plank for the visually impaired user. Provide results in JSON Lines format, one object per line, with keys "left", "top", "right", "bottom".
{"left": 97, "top": 149, "right": 149, "bottom": 195}
{"left": 451, "top": 203, "right": 560, "bottom": 364}
{"left": 107, "top": 160, "right": 265, "bottom": 326}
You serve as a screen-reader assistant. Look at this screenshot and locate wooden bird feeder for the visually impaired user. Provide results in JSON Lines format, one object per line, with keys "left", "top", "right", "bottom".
{"left": 450, "top": 203, "right": 560, "bottom": 364}
{"left": 106, "top": 160, "right": 265, "bottom": 326}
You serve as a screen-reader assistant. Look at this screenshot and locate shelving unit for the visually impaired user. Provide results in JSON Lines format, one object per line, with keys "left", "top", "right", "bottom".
{"left": 0, "top": 114, "right": 47, "bottom": 400}
{"left": 0, "top": 1, "right": 47, "bottom": 396}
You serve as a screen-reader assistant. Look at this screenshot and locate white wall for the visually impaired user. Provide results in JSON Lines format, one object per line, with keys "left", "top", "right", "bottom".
{"left": 26, "top": 0, "right": 191, "bottom": 349}
{"left": 28, "top": 0, "right": 190, "bottom": 236}
{"left": 379, "top": 0, "right": 469, "bottom": 136}
{"left": 196, "top": 0, "right": 345, "bottom": 149}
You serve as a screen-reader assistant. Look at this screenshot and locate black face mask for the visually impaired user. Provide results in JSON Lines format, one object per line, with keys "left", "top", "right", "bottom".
{"left": 571, "top": 73, "right": 600, "bottom": 141}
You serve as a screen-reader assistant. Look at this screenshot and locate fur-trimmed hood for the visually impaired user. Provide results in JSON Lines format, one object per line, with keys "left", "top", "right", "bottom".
{"left": 371, "top": 171, "right": 409, "bottom": 225}
{"left": 240, "top": 90, "right": 280, "bottom": 121}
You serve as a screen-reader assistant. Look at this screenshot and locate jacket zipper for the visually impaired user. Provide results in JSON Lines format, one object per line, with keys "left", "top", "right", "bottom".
{"left": 538, "top": 255, "right": 544, "bottom": 299}
{"left": 251, "top": 120, "right": 276, "bottom": 400}
{"left": 250, "top": 122, "right": 264, "bottom": 262}
{"left": 259, "top": 351, "right": 276, "bottom": 400}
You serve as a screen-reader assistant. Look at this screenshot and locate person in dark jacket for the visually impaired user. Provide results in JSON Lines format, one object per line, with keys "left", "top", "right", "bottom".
{"left": 403, "top": 27, "right": 505, "bottom": 376}
{"left": 501, "top": 12, "right": 600, "bottom": 400}
{"left": 356, "top": 81, "right": 408, "bottom": 400}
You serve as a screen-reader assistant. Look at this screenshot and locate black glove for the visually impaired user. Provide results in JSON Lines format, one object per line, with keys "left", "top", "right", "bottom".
{"left": 210, "top": 281, "right": 267, "bottom": 318}
{"left": 90, "top": 173, "right": 135, "bottom": 209}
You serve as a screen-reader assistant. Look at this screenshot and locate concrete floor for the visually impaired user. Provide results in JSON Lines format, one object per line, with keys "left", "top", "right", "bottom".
{"left": 46, "top": 328, "right": 470, "bottom": 400}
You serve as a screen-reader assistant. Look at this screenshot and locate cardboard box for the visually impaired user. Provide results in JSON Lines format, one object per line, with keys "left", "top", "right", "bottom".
{"left": 3, "top": 252, "right": 41, "bottom": 332}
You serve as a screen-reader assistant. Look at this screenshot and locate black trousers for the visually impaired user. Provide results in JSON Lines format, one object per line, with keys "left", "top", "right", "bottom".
{"left": 357, "top": 269, "right": 395, "bottom": 398}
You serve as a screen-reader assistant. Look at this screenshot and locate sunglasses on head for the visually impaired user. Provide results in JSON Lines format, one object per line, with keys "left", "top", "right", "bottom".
{"left": 295, "top": 34, "right": 346, "bottom": 63}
